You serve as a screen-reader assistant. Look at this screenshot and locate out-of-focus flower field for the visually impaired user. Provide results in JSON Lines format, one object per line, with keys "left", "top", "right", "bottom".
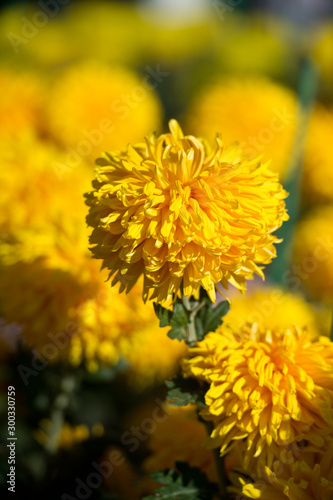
{"left": 0, "top": 1, "right": 333, "bottom": 499}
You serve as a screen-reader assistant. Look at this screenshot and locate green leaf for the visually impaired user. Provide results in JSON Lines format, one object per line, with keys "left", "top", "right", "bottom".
{"left": 143, "top": 470, "right": 200, "bottom": 500}
{"left": 204, "top": 300, "right": 230, "bottom": 333}
{"left": 143, "top": 466, "right": 218, "bottom": 500}
{"left": 166, "top": 375, "right": 207, "bottom": 407}
{"left": 194, "top": 298, "right": 229, "bottom": 340}
{"left": 153, "top": 303, "right": 172, "bottom": 327}
{"left": 171, "top": 302, "right": 189, "bottom": 327}
{"left": 167, "top": 326, "right": 187, "bottom": 341}
{"left": 154, "top": 301, "right": 190, "bottom": 342}
{"left": 167, "top": 302, "right": 189, "bottom": 341}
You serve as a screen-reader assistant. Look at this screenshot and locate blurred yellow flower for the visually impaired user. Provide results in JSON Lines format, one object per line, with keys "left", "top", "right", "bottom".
{"left": 122, "top": 327, "right": 187, "bottom": 388}
{"left": 230, "top": 443, "right": 333, "bottom": 500}
{"left": 0, "top": 134, "right": 91, "bottom": 236}
{"left": 303, "top": 106, "right": 333, "bottom": 204}
{"left": 44, "top": 61, "right": 162, "bottom": 160}
{"left": 292, "top": 205, "right": 333, "bottom": 302}
{"left": 87, "top": 119, "right": 288, "bottom": 306}
{"left": 186, "top": 77, "right": 297, "bottom": 178}
{"left": 143, "top": 403, "right": 217, "bottom": 483}
{"left": 183, "top": 323, "right": 333, "bottom": 470}
{"left": 225, "top": 285, "right": 321, "bottom": 338}
{"left": 0, "top": 217, "right": 185, "bottom": 380}
{"left": 0, "top": 69, "right": 43, "bottom": 136}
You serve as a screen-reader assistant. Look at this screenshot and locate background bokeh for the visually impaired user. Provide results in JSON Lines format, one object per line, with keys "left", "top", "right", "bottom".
{"left": 0, "top": 0, "right": 332, "bottom": 498}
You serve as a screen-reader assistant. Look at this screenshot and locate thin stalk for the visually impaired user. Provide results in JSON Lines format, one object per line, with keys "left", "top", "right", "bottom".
{"left": 204, "top": 420, "right": 230, "bottom": 499}
{"left": 183, "top": 294, "right": 230, "bottom": 497}
{"left": 182, "top": 296, "right": 205, "bottom": 347}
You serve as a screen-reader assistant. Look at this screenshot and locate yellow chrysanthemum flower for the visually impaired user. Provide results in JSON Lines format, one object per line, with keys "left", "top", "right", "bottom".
{"left": 292, "top": 205, "right": 333, "bottom": 302}
{"left": 0, "top": 69, "right": 43, "bottom": 136}
{"left": 0, "top": 134, "right": 91, "bottom": 236}
{"left": 0, "top": 219, "right": 185, "bottom": 379}
{"left": 225, "top": 285, "right": 321, "bottom": 338}
{"left": 230, "top": 443, "right": 333, "bottom": 500}
{"left": 183, "top": 323, "right": 333, "bottom": 470}
{"left": 186, "top": 77, "right": 297, "bottom": 178}
{"left": 122, "top": 329, "right": 187, "bottom": 388}
{"left": 44, "top": 61, "right": 162, "bottom": 160}
{"left": 87, "top": 120, "right": 288, "bottom": 306}
{"left": 143, "top": 403, "right": 217, "bottom": 483}
{"left": 68, "top": 272, "right": 186, "bottom": 379}
{"left": 0, "top": 134, "right": 185, "bottom": 380}
{"left": 303, "top": 106, "right": 333, "bottom": 204}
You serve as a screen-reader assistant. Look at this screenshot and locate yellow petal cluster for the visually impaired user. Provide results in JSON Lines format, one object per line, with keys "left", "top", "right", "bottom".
{"left": 230, "top": 442, "right": 333, "bottom": 499}
{"left": 185, "top": 77, "right": 297, "bottom": 178}
{"left": 0, "top": 132, "right": 185, "bottom": 380}
{"left": 182, "top": 323, "right": 333, "bottom": 470}
{"left": 0, "top": 242, "right": 185, "bottom": 379}
{"left": 225, "top": 285, "right": 322, "bottom": 338}
{"left": 87, "top": 120, "right": 288, "bottom": 306}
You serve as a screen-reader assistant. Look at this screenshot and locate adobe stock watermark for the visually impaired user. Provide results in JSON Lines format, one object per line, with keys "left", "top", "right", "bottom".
{"left": 7, "top": 0, "right": 71, "bottom": 54}
{"left": 52, "top": 64, "right": 169, "bottom": 180}
{"left": 61, "top": 399, "right": 171, "bottom": 500}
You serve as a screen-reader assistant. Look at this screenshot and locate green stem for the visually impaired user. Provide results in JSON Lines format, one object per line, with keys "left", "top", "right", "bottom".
{"left": 182, "top": 295, "right": 230, "bottom": 497}
{"left": 182, "top": 296, "right": 205, "bottom": 347}
{"left": 204, "top": 421, "right": 229, "bottom": 499}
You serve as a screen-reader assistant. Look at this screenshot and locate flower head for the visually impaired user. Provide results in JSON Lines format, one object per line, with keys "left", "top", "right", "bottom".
{"left": 230, "top": 443, "right": 333, "bottom": 500}
{"left": 225, "top": 285, "right": 321, "bottom": 338}
{"left": 87, "top": 120, "right": 288, "bottom": 306}
{"left": 183, "top": 323, "right": 333, "bottom": 470}
{"left": 44, "top": 61, "right": 162, "bottom": 160}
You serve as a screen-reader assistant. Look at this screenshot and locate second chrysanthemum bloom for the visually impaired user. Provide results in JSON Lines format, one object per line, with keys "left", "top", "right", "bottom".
{"left": 86, "top": 120, "right": 288, "bottom": 306}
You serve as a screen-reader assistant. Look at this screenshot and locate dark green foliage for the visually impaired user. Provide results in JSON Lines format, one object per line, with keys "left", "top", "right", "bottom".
{"left": 165, "top": 376, "right": 207, "bottom": 408}
{"left": 143, "top": 462, "right": 218, "bottom": 500}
